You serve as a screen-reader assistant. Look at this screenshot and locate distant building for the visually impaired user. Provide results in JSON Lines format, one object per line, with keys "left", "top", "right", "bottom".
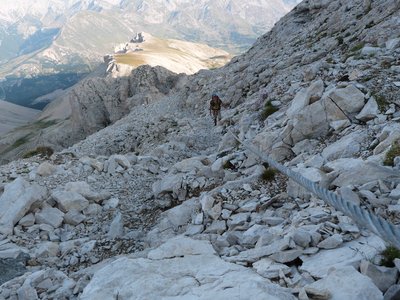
{"left": 130, "top": 32, "right": 144, "bottom": 43}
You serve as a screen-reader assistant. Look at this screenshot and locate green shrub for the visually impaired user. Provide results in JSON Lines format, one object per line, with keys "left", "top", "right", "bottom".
{"left": 373, "top": 93, "right": 389, "bottom": 112}
{"left": 383, "top": 142, "right": 400, "bottom": 167}
{"left": 23, "top": 146, "right": 54, "bottom": 159}
{"left": 381, "top": 61, "right": 392, "bottom": 69}
{"left": 261, "top": 168, "right": 277, "bottom": 181}
{"left": 350, "top": 42, "right": 365, "bottom": 52}
{"left": 11, "top": 134, "right": 30, "bottom": 149}
{"left": 380, "top": 246, "right": 400, "bottom": 267}
{"left": 365, "top": 21, "right": 375, "bottom": 29}
{"left": 260, "top": 102, "right": 279, "bottom": 121}
{"left": 223, "top": 160, "right": 235, "bottom": 170}
{"left": 34, "top": 119, "right": 57, "bottom": 129}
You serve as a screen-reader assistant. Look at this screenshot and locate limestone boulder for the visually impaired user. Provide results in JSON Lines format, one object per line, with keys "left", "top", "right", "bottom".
{"left": 373, "top": 124, "right": 400, "bottom": 155}
{"left": 360, "top": 260, "right": 398, "bottom": 293}
{"left": 0, "top": 178, "right": 47, "bottom": 235}
{"left": 321, "top": 130, "right": 367, "bottom": 161}
{"left": 356, "top": 97, "right": 379, "bottom": 121}
{"left": 172, "top": 157, "right": 208, "bottom": 174}
{"left": 305, "top": 266, "right": 382, "bottom": 300}
{"left": 152, "top": 174, "right": 183, "bottom": 198}
{"left": 253, "top": 128, "right": 292, "bottom": 161}
{"left": 287, "top": 167, "right": 328, "bottom": 199}
{"left": 300, "top": 235, "right": 385, "bottom": 278}
{"left": 386, "top": 38, "right": 400, "bottom": 50}
{"left": 327, "top": 85, "right": 365, "bottom": 114}
{"left": 81, "top": 237, "right": 296, "bottom": 300}
{"left": 287, "top": 79, "right": 324, "bottom": 118}
{"left": 35, "top": 207, "right": 64, "bottom": 228}
{"left": 64, "top": 181, "right": 109, "bottom": 202}
{"left": 289, "top": 96, "right": 347, "bottom": 143}
{"left": 253, "top": 258, "right": 291, "bottom": 279}
{"left": 325, "top": 159, "right": 400, "bottom": 187}
{"left": 52, "top": 191, "right": 90, "bottom": 213}
{"left": 36, "top": 162, "right": 57, "bottom": 176}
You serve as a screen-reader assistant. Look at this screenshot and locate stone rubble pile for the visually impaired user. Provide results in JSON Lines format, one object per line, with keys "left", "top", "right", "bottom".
{"left": 0, "top": 0, "right": 399, "bottom": 299}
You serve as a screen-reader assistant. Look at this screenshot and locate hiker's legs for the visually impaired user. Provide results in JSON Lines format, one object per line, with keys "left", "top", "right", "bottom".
{"left": 212, "top": 110, "right": 219, "bottom": 126}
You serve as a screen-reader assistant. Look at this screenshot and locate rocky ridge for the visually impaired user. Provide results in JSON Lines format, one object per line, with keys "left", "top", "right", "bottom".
{"left": 106, "top": 32, "right": 232, "bottom": 77}
{"left": 0, "top": 0, "right": 400, "bottom": 299}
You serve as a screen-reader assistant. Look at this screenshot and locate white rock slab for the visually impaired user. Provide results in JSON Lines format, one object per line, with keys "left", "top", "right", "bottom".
{"left": 107, "top": 212, "right": 124, "bottom": 240}
{"left": 305, "top": 266, "right": 382, "bottom": 300}
{"left": 325, "top": 158, "right": 399, "bottom": 187}
{"left": 327, "top": 85, "right": 365, "bottom": 114}
{"left": 148, "top": 236, "right": 216, "bottom": 260}
{"left": 0, "top": 178, "right": 47, "bottom": 235}
{"left": 35, "top": 207, "right": 64, "bottom": 228}
{"left": 253, "top": 258, "right": 291, "bottom": 279}
{"left": 52, "top": 190, "right": 89, "bottom": 212}
{"left": 287, "top": 79, "right": 324, "bottom": 118}
{"left": 356, "top": 97, "right": 379, "bottom": 121}
{"left": 321, "top": 131, "right": 366, "bottom": 161}
{"left": 386, "top": 38, "right": 400, "bottom": 50}
{"left": 300, "top": 235, "right": 385, "bottom": 278}
{"left": 81, "top": 238, "right": 296, "bottom": 300}
{"left": 152, "top": 174, "right": 183, "bottom": 196}
{"left": 36, "top": 162, "right": 57, "bottom": 177}
{"left": 225, "top": 238, "right": 289, "bottom": 263}
{"left": 64, "top": 181, "right": 109, "bottom": 202}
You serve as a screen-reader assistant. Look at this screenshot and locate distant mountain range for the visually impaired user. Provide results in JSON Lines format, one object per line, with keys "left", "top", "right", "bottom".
{"left": 0, "top": 0, "right": 300, "bottom": 109}
{"left": 108, "top": 32, "right": 232, "bottom": 76}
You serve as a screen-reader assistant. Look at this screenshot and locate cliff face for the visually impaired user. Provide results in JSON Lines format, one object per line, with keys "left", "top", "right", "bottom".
{"left": 0, "top": 0, "right": 399, "bottom": 299}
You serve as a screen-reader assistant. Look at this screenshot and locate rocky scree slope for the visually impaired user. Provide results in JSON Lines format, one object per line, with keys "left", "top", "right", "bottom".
{"left": 0, "top": 65, "right": 185, "bottom": 164}
{"left": 0, "top": 0, "right": 400, "bottom": 299}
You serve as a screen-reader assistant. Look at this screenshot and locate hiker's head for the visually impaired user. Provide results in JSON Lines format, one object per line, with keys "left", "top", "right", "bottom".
{"left": 212, "top": 93, "right": 218, "bottom": 99}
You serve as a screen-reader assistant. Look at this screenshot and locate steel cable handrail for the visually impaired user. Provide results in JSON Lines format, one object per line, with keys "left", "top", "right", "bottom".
{"left": 230, "top": 131, "right": 400, "bottom": 248}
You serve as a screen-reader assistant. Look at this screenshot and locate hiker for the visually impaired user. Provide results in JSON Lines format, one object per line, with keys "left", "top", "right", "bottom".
{"left": 209, "top": 93, "right": 223, "bottom": 126}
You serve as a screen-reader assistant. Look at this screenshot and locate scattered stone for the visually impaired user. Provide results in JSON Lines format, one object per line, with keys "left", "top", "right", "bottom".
{"left": 305, "top": 266, "right": 382, "bottom": 300}
{"left": 108, "top": 211, "right": 124, "bottom": 239}
{"left": 253, "top": 258, "right": 291, "bottom": 279}
{"left": 0, "top": 178, "right": 47, "bottom": 235}
{"left": 35, "top": 242, "right": 59, "bottom": 258}
{"left": 36, "top": 162, "right": 57, "bottom": 176}
{"left": 270, "top": 249, "right": 303, "bottom": 263}
{"left": 81, "top": 238, "right": 296, "bottom": 299}
{"left": 35, "top": 207, "right": 64, "bottom": 229}
{"left": 52, "top": 191, "right": 90, "bottom": 213}
{"left": 64, "top": 210, "right": 86, "bottom": 225}
{"left": 18, "top": 213, "right": 35, "bottom": 227}
{"left": 0, "top": 258, "right": 27, "bottom": 285}
{"left": 205, "top": 220, "right": 227, "bottom": 234}
{"left": 360, "top": 260, "right": 398, "bottom": 293}
{"left": 264, "top": 217, "right": 285, "bottom": 226}
{"left": 327, "top": 85, "right": 365, "bottom": 114}
{"left": 384, "top": 285, "right": 400, "bottom": 300}
{"left": 300, "top": 236, "right": 385, "bottom": 278}
{"left": 317, "top": 234, "right": 343, "bottom": 249}
{"left": 226, "top": 238, "right": 289, "bottom": 263}
{"left": 356, "top": 97, "right": 379, "bottom": 121}
{"left": 293, "top": 229, "right": 312, "bottom": 248}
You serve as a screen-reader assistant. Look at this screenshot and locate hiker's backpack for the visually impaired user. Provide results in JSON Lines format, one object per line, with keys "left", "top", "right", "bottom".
{"left": 210, "top": 96, "right": 221, "bottom": 110}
